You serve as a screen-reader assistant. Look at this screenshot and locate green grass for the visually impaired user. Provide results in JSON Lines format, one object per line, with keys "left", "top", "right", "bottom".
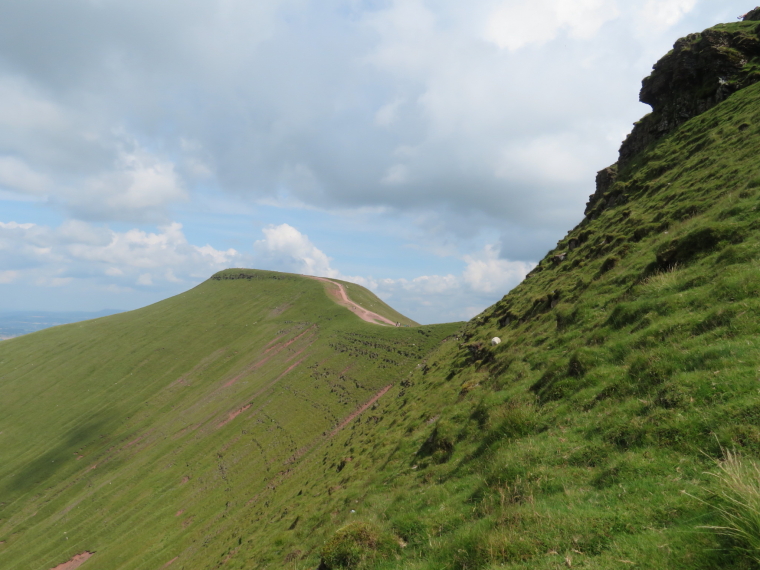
{"left": 0, "top": 269, "right": 458, "bottom": 569}
{"left": 698, "top": 450, "right": 760, "bottom": 565}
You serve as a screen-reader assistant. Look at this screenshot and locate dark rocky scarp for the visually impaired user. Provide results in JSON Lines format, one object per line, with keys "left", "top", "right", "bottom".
{"left": 619, "top": 24, "right": 760, "bottom": 169}
{"left": 585, "top": 19, "right": 760, "bottom": 218}
{"left": 743, "top": 7, "right": 760, "bottom": 21}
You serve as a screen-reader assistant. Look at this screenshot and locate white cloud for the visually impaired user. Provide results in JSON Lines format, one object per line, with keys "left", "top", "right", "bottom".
{"left": 195, "top": 244, "right": 236, "bottom": 266}
{"left": 0, "top": 156, "right": 51, "bottom": 195}
{"left": 46, "top": 277, "right": 72, "bottom": 287}
{"left": 57, "top": 220, "right": 111, "bottom": 246}
{"left": 637, "top": 0, "right": 697, "bottom": 33}
{"left": 0, "top": 270, "right": 18, "bottom": 284}
{"left": 165, "top": 269, "right": 181, "bottom": 282}
{"left": 0, "top": 219, "right": 240, "bottom": 289}
{"left": 495, "top": 133, "right": 593, "bottom": 186}
{"left": 359, "top": 242, "right": 533, "bottom": 323}
{"left": 0, "top": 76, "right": 71, "bottom": 143}
{"left": 254, "top": 223, "right": 338, "bottom": 277}
{"left": 375, "top": 97, "right": 405, "bottom": 127}
{"left": 72, "top": 148, "right": 187, "bottom": 222}
{"left": 463, "top": 244, "right": 533, "bottom": 293}
{"left": 0, "top": 221, "right": 35, "bottom": 230}
{"left": 67, "top": 222, "right": 238, "bottom": 272}
{"left": 381, "top": 164, "right": 409, "bottom": 185}
{"left": 484, "top": 0, "right": 619, "bottom": 51}
{"left": 402, "top": 274, "right": 460, "bottom": 295}
{"left": 137, "top": 273, "right": 153, "bottom": 286}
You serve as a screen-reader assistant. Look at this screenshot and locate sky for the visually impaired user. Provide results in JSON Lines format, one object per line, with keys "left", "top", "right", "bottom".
{"left": 0, "top": 0, "right": 753, "bottom": 324}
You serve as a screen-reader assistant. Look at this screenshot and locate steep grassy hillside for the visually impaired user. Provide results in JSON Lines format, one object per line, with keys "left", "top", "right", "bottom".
{"left": 0, "top": 269, "right": 458, "bottom": 569}
{"left": 205, "top": 18, "right": 760, "bottom": 569}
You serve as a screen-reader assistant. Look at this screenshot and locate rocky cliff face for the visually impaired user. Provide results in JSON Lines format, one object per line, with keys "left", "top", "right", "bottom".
{"left": 585, "top": 17, "right": 760, "bottom": 217}
{"left": 743, "top": 7, "right": 760, "bottom": 21}
{"left": 619, "top": 25, "right": 760, "bottom": 169}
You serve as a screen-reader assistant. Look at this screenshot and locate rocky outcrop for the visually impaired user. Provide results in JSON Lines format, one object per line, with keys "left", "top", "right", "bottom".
{"left": 584, "top": 20, "right": 760, "bottom": 218}
{"left": 584, "top": 165, "right": 618, "bottom": 215}
{"left": 618, "top": 24, "right": 760, "bottom": 169}
{"left": 743, "top": 7, "right": 760, "bottom": 21}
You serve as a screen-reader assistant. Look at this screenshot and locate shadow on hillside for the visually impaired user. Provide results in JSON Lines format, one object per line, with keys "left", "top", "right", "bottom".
{"left": 4, "top": 414, "right": 114, "bottom": 497}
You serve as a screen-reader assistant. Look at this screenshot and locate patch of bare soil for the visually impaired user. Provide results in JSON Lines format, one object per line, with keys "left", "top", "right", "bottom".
{"left": 217, "top": 403, "right": 252, "bottom": 428}
{"left": 268, "top": 303, "right": 292, "bottom": 317}
{"left": 49, "top": 552, "right": 94, "bottom": 570}
{"left": 124, "top": 435, "right": 142, "bottom": 449}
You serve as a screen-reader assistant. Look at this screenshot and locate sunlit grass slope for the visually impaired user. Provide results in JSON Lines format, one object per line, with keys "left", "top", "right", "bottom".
{"left": 209, "top": 25, "right": 760, "bottom": 569}
{"left": 0, "top": 269, "right": 458, "bottom": 569}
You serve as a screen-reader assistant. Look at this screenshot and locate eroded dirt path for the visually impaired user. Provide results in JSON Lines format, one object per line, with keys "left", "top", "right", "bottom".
{"left": 308, "top": 276, "right": 396, "bottom": 326}
{"left": 327, "top": 384, "right": 393, "bottom": 438}
{"left": 50, "top": 552, "right": 93, "bottom": 570}
{"left": 247, "top": 382, "right": 395, "bottom": 503}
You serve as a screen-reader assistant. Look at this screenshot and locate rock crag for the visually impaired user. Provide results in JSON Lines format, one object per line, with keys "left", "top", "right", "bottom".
{"left": 586, "top": 16, "right": 760, "bottom": 217}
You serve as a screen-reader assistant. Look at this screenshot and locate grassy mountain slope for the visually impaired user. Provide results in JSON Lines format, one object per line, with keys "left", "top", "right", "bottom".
{"left": 215, "top": 19, "right": 760, "bottom": 569}
{"left": 0, "top": 269, "right": 458, "bottom": 569}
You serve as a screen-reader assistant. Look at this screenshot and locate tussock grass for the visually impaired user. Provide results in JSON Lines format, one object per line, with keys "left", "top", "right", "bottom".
{"left": 641, "top": 262, "right": 681, "bottom": 293}
{"left": 701, "top": 450, "right": 760, "bottom": 564}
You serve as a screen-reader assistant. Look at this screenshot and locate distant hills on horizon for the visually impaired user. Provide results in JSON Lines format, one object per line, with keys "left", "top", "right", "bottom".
{"left": 0, "top": 310, "right": 122, "bottom": 339}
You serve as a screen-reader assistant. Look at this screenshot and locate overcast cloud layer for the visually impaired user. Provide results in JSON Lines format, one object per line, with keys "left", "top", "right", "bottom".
{"left": 0, "top": 0, "right": 753, "bottom": 323}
